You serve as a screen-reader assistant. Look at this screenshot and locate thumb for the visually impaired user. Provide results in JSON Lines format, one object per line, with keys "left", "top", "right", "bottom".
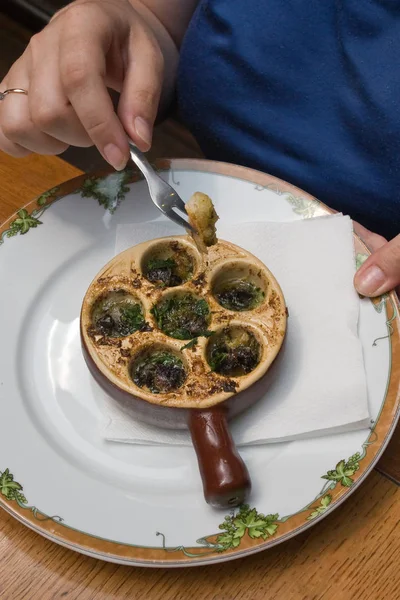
{"left": 354, "top": 234, "right": 400, "bottom": 297}
{"left": 117, "top": 29, "right": 164, "bottom": 152}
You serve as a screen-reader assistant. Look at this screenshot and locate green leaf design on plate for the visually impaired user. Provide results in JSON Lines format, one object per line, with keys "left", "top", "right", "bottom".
{"left": 0, "top": 468, "right": 27, "bottom": 504}
{"left": 216, "top": 505, "right": 279, "bottom": 551}
{"left": 0, "top": 468, "right": 64, "bottom": 522}
{"left": 307, "top": 494, "right": 332, "bottom": 520}
{"left": 36, "top": 186, "right": 60, "bottom": 207}
{"left": 355, "top": 253, "right": 368, "bottom": 271}
{"left": 6, "top": 208, "right": 42, "bottom": 237}
{"left": 80, "top": 170, "right": 132, "bottom": 213}
{"left": 322, "top": 453, "right": 361, "bottom": 487}
{"left": 284, "top": 193, "right": 317, "bottom": 218}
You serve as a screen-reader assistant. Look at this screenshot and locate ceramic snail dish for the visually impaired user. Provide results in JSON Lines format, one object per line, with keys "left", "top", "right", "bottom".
{"left": 80, "top": 193, "right": 287, "bottom": 509}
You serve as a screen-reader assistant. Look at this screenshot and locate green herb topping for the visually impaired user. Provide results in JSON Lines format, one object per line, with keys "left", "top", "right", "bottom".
{"left": 91, "top": 290, "right": 145, "bottom": 338}
{"left": 208, "top": 327, "right": 260, "bottom": 377}
{"left": 152, "top": 293, "right": 211, "bottom": 340}
{"left": 144, "top": 247, "right": 194, "bottom": 287}
{"left": 132, "top": 350, "right": 186, "bottom": 393}
{"left": 180, "top": 338, "right": 198, "bottom": 351}
{"left": 216, "top": 279, "right": 265, "bottom": 311}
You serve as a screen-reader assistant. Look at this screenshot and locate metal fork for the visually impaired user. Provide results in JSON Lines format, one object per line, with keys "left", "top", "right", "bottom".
{"left": 128, "top": 141, "right": 196, "bottom": 233}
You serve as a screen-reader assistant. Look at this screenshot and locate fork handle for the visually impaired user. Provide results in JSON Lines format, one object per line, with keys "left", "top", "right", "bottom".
{"left": 128, "top": 141, "right": 154, "bottom": 181}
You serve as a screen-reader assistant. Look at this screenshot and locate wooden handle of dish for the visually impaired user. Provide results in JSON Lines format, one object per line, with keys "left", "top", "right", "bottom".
{"left": 189, "top": 406, "right": 251, "bottom": 509}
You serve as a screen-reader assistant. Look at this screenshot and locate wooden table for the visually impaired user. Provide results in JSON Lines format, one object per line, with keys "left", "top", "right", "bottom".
{"left": 0, "top": 151, "right": 399, "bottom": 600}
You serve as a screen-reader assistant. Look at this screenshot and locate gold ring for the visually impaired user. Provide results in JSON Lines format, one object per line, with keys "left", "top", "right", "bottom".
{"left": 0, "top": 89, "right": 28, "bottom": 101}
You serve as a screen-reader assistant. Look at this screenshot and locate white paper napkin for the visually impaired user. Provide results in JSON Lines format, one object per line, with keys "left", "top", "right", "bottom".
{"left": 99, "top": 214, "right": 370, "bottom": 446}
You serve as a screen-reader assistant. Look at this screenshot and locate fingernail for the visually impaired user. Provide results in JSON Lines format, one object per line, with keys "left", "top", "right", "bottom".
{"left": 134, "top": 117, "right": 152, "bottom": 150}
{"left": 103, "top": 143, "right": 127, "bottom": 171}
{"left": 355, "top": 265, "right": 386, "bottom": 296}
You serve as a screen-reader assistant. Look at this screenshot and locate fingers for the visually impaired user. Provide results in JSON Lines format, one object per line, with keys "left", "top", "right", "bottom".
{"left": 118, "top": 25, "right": 164, "bottom": 151}
{"left": 59, "top": 12, "right": 129, "bottom": 169}
{"left": 0, "top": 123, "right": 30, "bottom": 157}
{"left": 1, "top": 95, "right": 69, "bottom": 155}
{"left": 354, "top": 234, "right": 400, "bottom": 297}
{"left": 0, "top": 73, "right": 30, "bottom": 157}
{"left": 28, "top": 36, "right": 92, "bottom": 148}
{"left": 353, "top": 222, "right": 387, "bottom": 253}
{"left": 1, "top": 6, "right": 128, "bottom": 166}
{"left": 0, "top": 54, "right": 69, "bottom": 156}
{"left": 0, "top": 1, "right": 166, "bottom": 166}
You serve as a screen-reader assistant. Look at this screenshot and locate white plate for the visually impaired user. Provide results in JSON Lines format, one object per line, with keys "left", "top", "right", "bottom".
{"left": 0, "top": 159, "right": 399, "bottom": 566}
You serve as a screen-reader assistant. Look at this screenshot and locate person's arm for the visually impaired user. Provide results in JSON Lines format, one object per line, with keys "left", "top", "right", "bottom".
{"left": 0, "top": 0, "right": 199, "bottom": 169}
{"left": 133, "top": 0, "right": 200, "bottom": 48}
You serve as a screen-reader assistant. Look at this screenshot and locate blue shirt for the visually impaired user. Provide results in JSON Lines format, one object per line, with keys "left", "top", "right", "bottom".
{"left": 177, "top": 0, "right": 400, "bottom": 239}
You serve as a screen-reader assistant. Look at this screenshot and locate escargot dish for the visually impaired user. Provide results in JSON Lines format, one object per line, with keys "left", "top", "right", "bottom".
{"left": 80, "top": 191, "right": 287, "bottom": 509}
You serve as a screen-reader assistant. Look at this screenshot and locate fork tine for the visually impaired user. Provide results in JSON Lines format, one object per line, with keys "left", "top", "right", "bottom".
{"left": 172, "top": 195, "right": 188, "bottom": 214}
{"left": 128, "top": 140, "right": 196, "bottom": 232}
{"left": 165, "top": 208, "right": 197, "bottom": 233}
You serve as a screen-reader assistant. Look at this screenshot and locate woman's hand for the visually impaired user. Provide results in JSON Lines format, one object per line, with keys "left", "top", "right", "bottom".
{"left": 353, "top": 223, "right": 400, "bottom": 298}
{"left": 0, "top": 0, "right": 178, "bottom": 169}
